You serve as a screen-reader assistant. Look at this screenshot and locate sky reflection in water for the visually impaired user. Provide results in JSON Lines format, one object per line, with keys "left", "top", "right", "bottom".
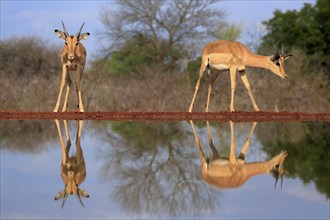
{"left": 0, "top": 120, "right": 329, "bottom": 219}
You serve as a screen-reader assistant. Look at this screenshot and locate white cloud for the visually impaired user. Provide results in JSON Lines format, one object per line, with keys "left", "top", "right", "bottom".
{"left": 284, "top": 183, "right": 328, "bottom": 204}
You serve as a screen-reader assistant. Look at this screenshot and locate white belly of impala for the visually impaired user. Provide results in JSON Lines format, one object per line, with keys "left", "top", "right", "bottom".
{"left": 209, "top": 63, "right": 229, "bottom": 71}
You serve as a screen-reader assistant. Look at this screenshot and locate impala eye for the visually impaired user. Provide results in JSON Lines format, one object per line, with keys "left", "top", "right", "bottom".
{"left": 276, "top": 62, "right": 280, "bottom": 67}
{"left": 75, "top": 42, "right": 79, "bottom": 46}
{"left": 65, "top": 42, "right": 68, "bottom": 45}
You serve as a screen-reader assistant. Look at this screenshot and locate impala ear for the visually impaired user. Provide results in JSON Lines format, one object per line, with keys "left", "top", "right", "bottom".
{"left": 79, "top": 189, "right": 90, "bottom": 198}
{"left": 79, "top": 32, "right": 90, "bottom": 41}
{"left": 55, "top": 30, "right": 67, "bottom": 39}
{"left": 54, "top": 190, "right": 65, "bottom": 200}
{"left": 284, "top": 54, "right": 292, "bottom": 60}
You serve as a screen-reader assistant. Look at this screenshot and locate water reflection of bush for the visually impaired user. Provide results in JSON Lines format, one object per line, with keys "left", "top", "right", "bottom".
{"left": 0, "top": 120, "right": 57, "bottom": 153}
{"left": 257, "top": 122, "right": 330, "bottom": 199}
{"left": 96, "top": 122, "right": 220, "bottom": 217}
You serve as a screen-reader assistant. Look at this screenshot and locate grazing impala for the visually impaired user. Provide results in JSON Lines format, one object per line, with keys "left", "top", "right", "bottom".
{"left": 188, "top": 40, "right": 292, "bottom": 112}
{"left": 190, "top": 120, "right": 288, "bottom": 188}
{"left": 53, "top": 21, "right": 90, "bottom": 112}
{"left": 54, "top": 119, "right": 89, "bottom": 208}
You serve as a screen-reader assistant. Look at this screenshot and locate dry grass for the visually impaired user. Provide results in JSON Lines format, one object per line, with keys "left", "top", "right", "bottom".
{"left": 1, "top": 38, "right": 329, "bottom": 112}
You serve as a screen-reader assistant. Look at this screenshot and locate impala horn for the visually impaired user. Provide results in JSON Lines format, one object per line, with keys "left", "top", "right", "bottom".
{"left": 274, "top": 173, "right": 284, "bottom": 189}
{"left": 76, "top": 191, "right": 85, "bottom": 208}
{"left": 61, "top": 21, "right": 69, "bottom": 37}
{"left": 61, "top": 192, "right": 69, "bottom": 209}
{"left": 75, "top": 22, "right": 85, "bottom": 39}
{"left": 270, "top": 52, "right": 280, "bottom": 62}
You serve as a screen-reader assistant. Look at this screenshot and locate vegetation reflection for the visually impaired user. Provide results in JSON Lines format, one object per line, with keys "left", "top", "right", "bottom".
{"left": 97, "top": 122, "right": 219, "bottom": 217}
{"left": 0, "top": 120, "right": 57, "bottom": 153}
{"left": 256, "top": 122, "right": 330, "bottom": 199}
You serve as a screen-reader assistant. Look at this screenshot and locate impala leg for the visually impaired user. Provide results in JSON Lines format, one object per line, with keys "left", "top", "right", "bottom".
{"left": 62, "top": 120, "right": 71, "bottom": 166}
{"left": 63, "top": 120, "right": 71, "bottom": 149}
{"left": 190, "top": 120, "right": 207, "bottom": 165}
{"left": 229, "top": 121, "right": 236, "bottom": 163}
{"left": 75, "top": 119, "right": 89, "bottom": 198}
{"left": 75, "top": 120, "right": 84, "bottom": 163}
{"left": 55, "top": 119, "right": 67, "bottom": 163}
{"left": 205, "top": 71, "right": 219, "bottom": 113}
{"left": 62, "top": 72, "right": 71, "bottom": 112}
{"left": 206, "top": 121, "right": 220, "bottom": 161}
{"left": 76, "top": 67, "right": 84, "bottom": 112}
{"left": 229, "top": 67, "right": 237, "bottom": 112}
{"left": 239, "top": 70, "right": 260, "bottom": 111}
{"left": 238, "top": 122, "right": 257, "bottom": 161}
{"left": 54, "top": 65, "right": 67, "bottom": 112}
{"left": 189, "top": 62, "right": 207, "bottom": 112}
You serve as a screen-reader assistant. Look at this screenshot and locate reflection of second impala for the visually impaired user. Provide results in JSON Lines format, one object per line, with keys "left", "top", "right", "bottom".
{"left": 190, "top": 120, "right": 288, "bottom": 189}
{"left": 54, "top": 120, "right": 89, "bottom": 208}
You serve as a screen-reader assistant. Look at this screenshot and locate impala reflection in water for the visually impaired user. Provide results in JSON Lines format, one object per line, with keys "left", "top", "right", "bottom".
{"left": 54, "top": 120, "right": 89, "bottom": 208}
{"left": 190, "top": 120, "right": 288, "bottom": 189}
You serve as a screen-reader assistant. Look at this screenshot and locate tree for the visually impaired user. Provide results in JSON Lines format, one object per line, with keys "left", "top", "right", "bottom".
{"left": 258, "top": 0, "right": 329, "bottom": 111}
{"left": 0, "top": 36, "right": 61, "bottom": 110}
{"left": 0, "top": 36, "right": 60, "bottom": 78}
{"left": 107, "top": 34, "right": 155, "bottom": 75}
{"left": 212, "top": 21, "right": 242, "bottom": 41}
{"left": 98, "top": 0, "right": 225, "bottom": 71}
{"left": 260, "top": 0, "right": 330, "bottom": 74}
{"left": 315, "top": 0, "right": 330, "bottom": 56}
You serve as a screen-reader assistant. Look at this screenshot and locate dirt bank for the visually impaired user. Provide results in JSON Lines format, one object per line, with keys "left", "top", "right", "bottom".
{"left": 0, "top": 111, "right": 329, "bottom": 122}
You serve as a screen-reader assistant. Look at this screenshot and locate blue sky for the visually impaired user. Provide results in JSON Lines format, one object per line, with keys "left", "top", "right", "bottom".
{"left": 1, "top": 0, "right": 316, "bottom": 57}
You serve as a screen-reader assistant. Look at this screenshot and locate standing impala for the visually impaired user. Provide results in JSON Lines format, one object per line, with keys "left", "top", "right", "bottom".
{"left": 54, "top": 119, "right": 89, "bottom": 208}
{"left": 188, "top": 40, "right": 292, "bottom": 112}
{"left": 190, "top": 120, "right": 288, "bottom": 188}
{"left": 53, "top": 21, "right": 90, "bottom": 112}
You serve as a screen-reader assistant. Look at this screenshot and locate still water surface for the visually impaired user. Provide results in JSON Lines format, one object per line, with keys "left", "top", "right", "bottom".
{"left": 1, "top": 120, "right": 329, "bottom": 219}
